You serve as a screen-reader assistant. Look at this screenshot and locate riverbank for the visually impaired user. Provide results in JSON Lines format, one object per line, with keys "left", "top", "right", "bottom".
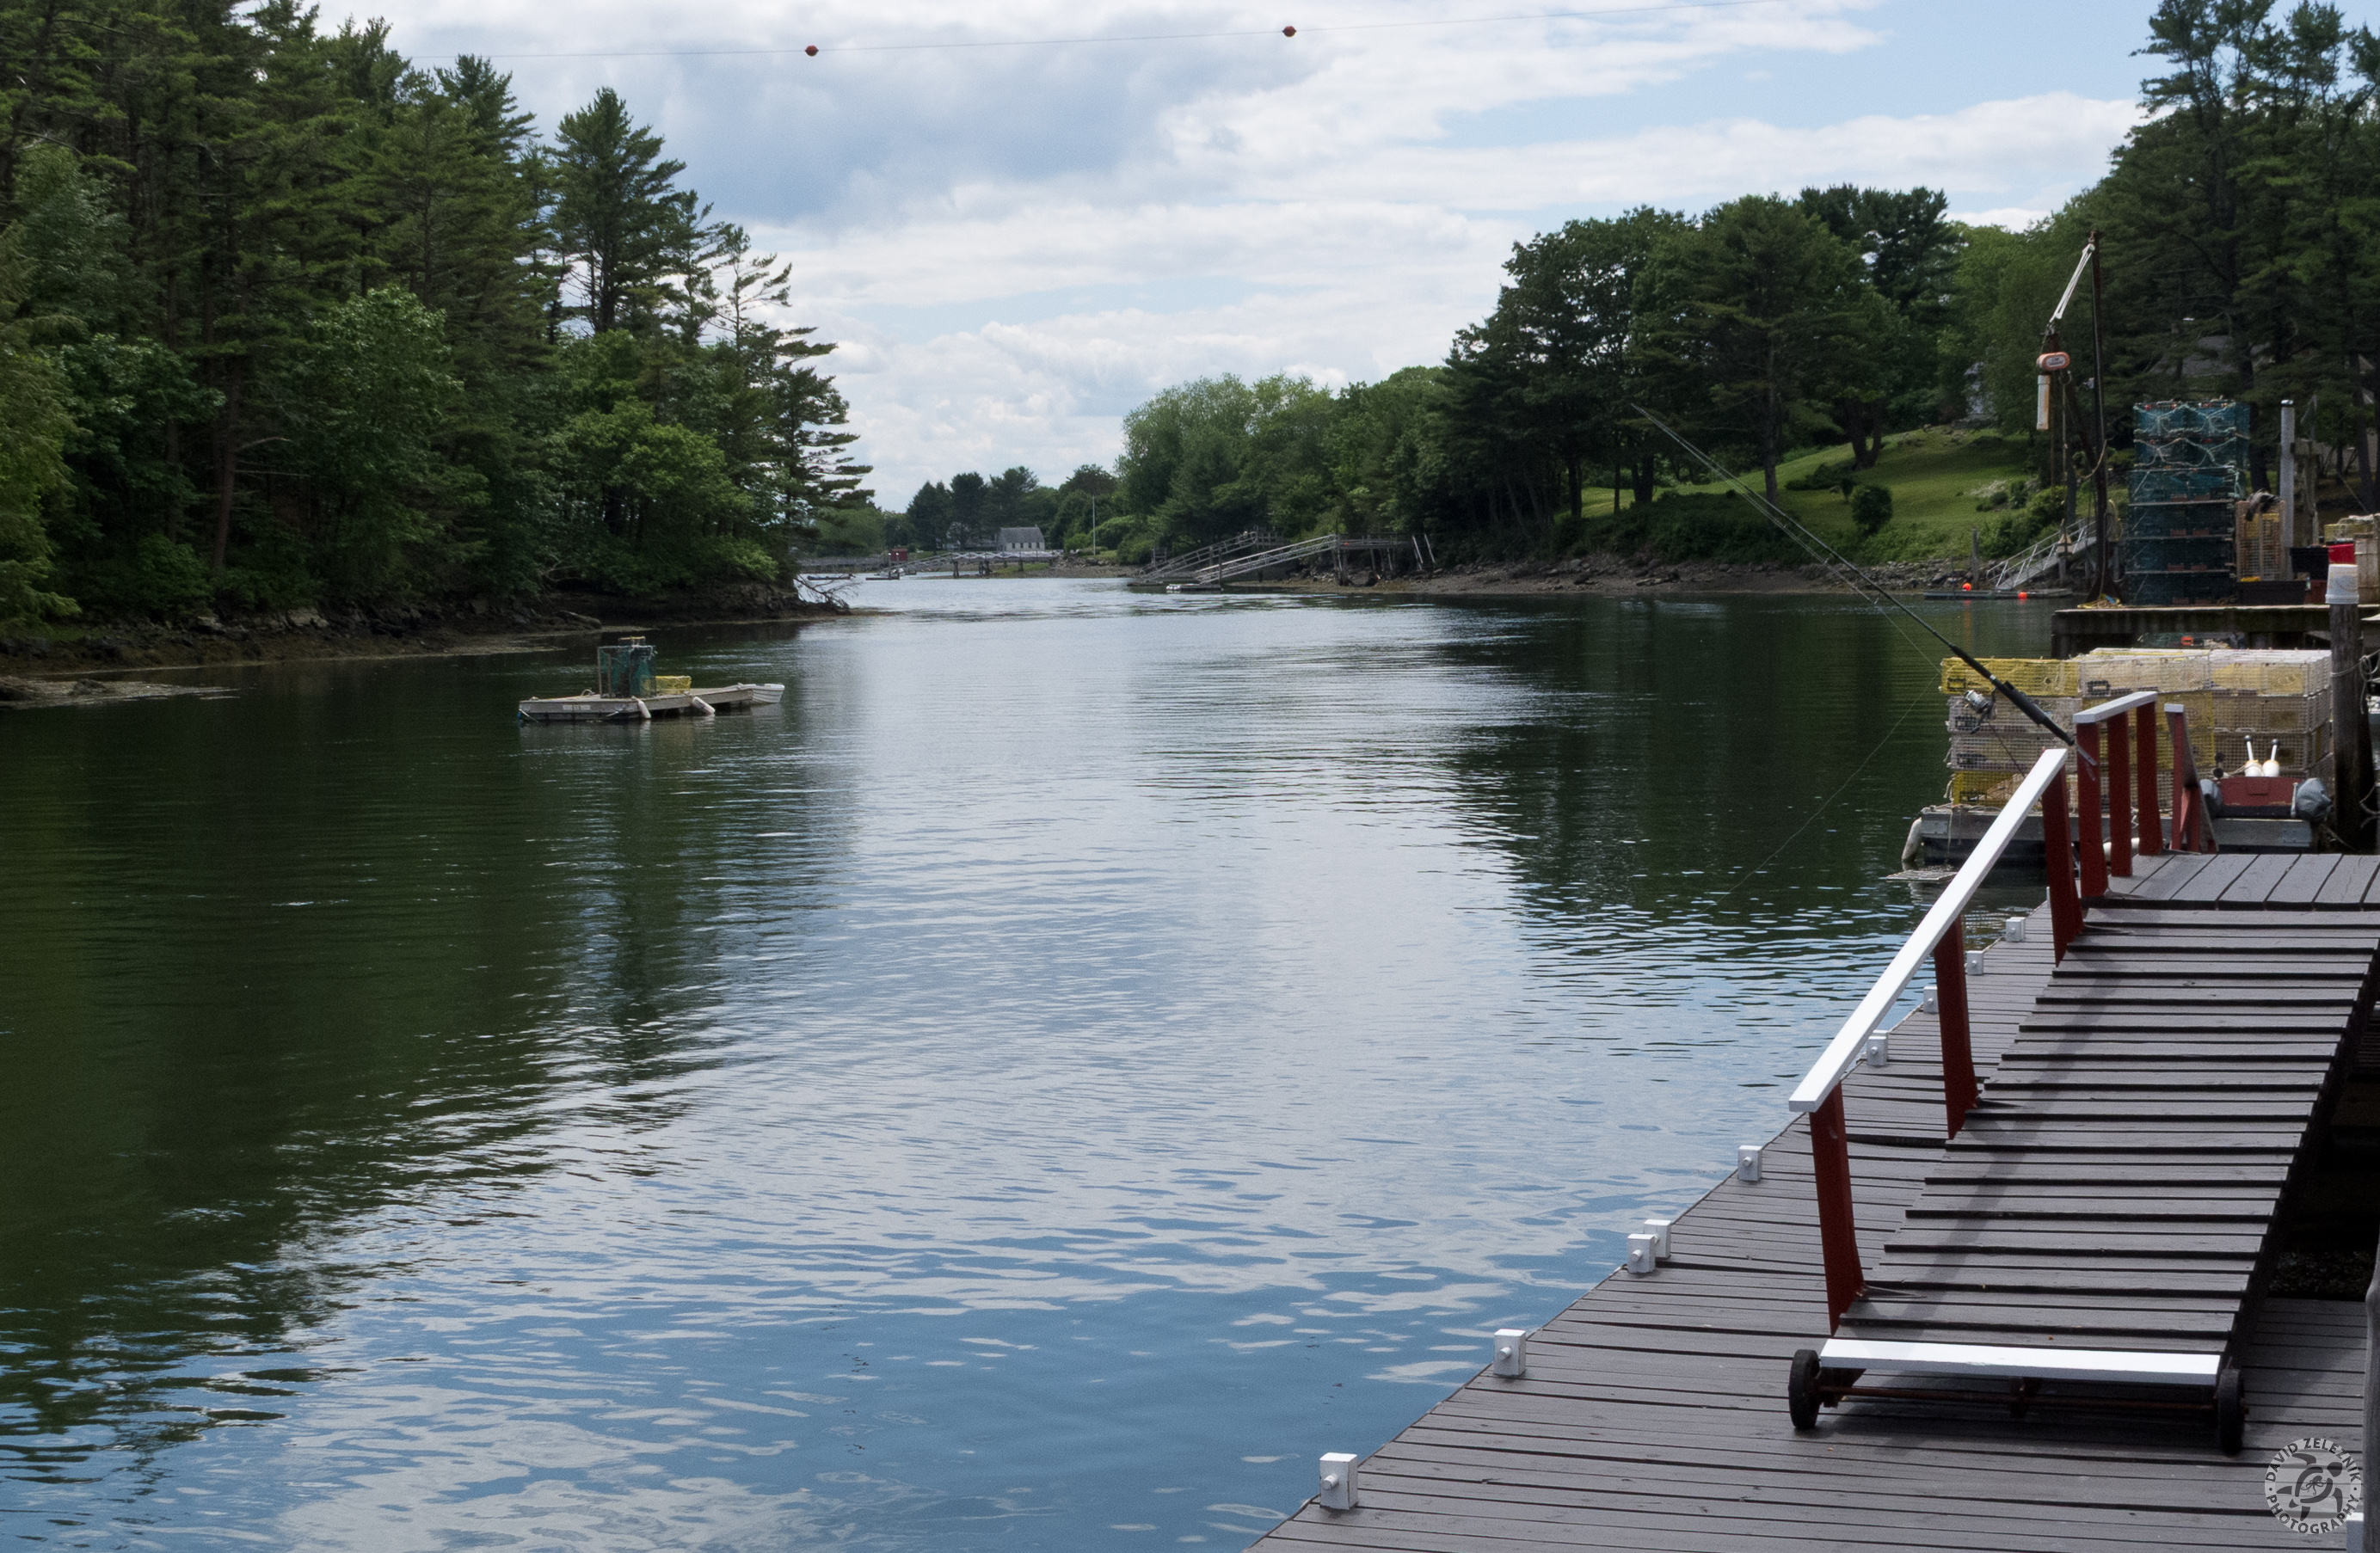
{"left": 1411, "top": 554, "right": 1954, "bottom": 596}
{"left": 1185, "top": 554, "right": 1962, "bottom": 597}
{"left": 0, "top": 584, "right": 845, "bottom": 690}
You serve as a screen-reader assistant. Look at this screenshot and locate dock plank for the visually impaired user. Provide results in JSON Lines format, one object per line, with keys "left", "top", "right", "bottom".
{"left": 1251, "top": 862, "right": 2380, "bottom": 1553}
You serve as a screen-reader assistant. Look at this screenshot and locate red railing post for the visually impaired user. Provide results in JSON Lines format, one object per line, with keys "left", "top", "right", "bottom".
{"left": 1811, "top": 1088, "right": 1863, "bottom": 1329}
{"left": 2168, "top": 704, "right": 2211, "bottom": 852}
{"left": 2106, "top": 710, "right": 2134, "bottom": 877}
{"left": 1932, "top": 914, "right": 1978, "bottom": 1138}
{"left": 2076, "top": 721, "right": 2108, "bottom": 899}
{"left": 2136, "top": 703, "right": 2162, "bottom": 855}
{"left": 2041, "top": 766, "right": 2082, "bottom": 959}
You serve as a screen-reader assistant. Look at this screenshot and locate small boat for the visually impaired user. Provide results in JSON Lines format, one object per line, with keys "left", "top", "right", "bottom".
{"left": 517, "top": 636, "right": 784, "bottom": 722}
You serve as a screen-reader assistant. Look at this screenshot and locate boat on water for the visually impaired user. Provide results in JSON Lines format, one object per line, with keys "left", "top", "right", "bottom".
{"left": 517, "top": 636, "right": 784, "bottom": 723}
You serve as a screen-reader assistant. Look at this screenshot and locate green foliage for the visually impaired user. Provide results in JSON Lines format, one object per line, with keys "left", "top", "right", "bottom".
{"left": 1635, "top": 195, "right": 1889, "bottom": 500}
{"left": 0, "top": 230, "right": 76, "bottom": 627}
{"left": 272, "top": 287, "right": 463, "bottom": 598}
{"left": 1581, "top": 493, "right": 1812, "bottom": 565}
{"left": 0, "top": 16, "right": 867, "bottom": 619}
{"left": 815, "top": 506, "right": 888, "bottom": 555}
{"left": 1850, "top": 482, "right": 1893, "bottom": 534}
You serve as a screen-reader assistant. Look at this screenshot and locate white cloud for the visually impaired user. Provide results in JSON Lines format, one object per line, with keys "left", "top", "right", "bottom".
{"left": 348, "top": 0, "right": 2144, "bottom": 500}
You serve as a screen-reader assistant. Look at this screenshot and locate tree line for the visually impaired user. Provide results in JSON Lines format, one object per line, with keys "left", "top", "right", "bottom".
{"left": 0, "top": 0, "right": 870, "bottom": 629}
{"left": 956, "top": 0, "right": 2380, "bottom": 568}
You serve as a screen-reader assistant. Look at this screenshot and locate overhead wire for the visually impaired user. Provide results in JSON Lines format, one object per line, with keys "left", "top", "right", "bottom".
{"left": 478, "top": 0, "right": 1807, "bottom": 60}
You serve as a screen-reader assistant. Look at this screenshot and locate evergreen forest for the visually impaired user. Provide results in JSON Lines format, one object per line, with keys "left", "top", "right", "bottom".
{"left": 0, "top": 0, "right": 870, "bottom": 630}
{"left": 10, "top": 0, "right": 2380, "bottom": 626}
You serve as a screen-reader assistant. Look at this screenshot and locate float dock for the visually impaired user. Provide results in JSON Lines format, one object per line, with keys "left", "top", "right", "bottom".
{"left": 1256, "top": 720, "right": 2377, "bottom": 1552}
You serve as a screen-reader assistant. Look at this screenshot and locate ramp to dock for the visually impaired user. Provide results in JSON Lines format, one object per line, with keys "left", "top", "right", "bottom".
{"left": 1248, "top": 854, "right": 2380, "bottom": 1552}
{"left": 1825, "top": 895, "right": 2378, "bottom": 1403}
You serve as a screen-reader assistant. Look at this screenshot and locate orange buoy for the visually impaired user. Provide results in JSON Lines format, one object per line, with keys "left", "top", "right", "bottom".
{"left": 2017, "top": 590, "right": 2027, "bottom": 599}
{"left": 1962, "top": 581, "right": 1972, "bottom": 592}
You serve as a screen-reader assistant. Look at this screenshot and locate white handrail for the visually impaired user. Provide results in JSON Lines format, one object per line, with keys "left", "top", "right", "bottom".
{"left": 1787, "top": 744, "right": 2071, "bottom": 1114}
{"left": 2073, "top": 690, "right": 2157, "bottom": 724}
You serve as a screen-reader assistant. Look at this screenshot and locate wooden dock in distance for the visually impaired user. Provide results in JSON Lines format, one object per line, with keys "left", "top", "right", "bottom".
{"left": 1250, "top": 854, "right": 2380, "bottom": 1552}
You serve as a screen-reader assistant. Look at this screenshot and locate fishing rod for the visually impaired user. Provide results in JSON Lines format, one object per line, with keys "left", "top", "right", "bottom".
{"left": 1631, "top": 404, "right": 2077, "bottom": 752}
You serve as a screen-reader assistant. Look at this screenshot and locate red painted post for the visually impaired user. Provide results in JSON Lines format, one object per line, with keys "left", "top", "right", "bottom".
{"left": 1932, "top": 915, "right": 1978, "bottom": 1138}
{"left": 2168, "top": 705, "right": 2208, "bottom": 852}
{"left": 1811, "top": 1087, "right": 1863, "bottom": 1329}
{"left": 2041, "top": 767, "right": 2082, "bottom": 958}
{"left": 2106, "top": 710, "right": 2133, "bottom": 878}
{"left": 2076, "top": 721, "right": 2107, "bottom": 899}
{"left": 2136, "top": 703, "right": 2162, "bottom": 855}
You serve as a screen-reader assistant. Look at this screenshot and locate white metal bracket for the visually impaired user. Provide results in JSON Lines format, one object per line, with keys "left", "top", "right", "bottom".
{"left": 1318, "top": 1452, "right": 1360, "bottom": 1511}
{"left": 1491, "top": 1328, "right": 1529, "bottom": 1378}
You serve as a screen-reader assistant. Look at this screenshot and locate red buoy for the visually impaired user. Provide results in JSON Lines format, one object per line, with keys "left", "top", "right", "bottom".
{"left": 2017, "top": 590, "right": 2028, "bottom": 600}
{"left": 1962, "top": 581, "right": 1972, "bottom": 592}
{"left": 804, "top": 43, "right": 818, "bottom": 55}
{"left": 1282, "top": 24, "right": 1296, "bottom": 36}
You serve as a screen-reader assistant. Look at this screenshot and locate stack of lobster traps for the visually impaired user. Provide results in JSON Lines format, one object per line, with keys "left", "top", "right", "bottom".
{"left": 1942, "top": 647, "right": 2331, "bottom": 811}
{"left": 2120, "top": 401, "right": 2248, "bottom": 605}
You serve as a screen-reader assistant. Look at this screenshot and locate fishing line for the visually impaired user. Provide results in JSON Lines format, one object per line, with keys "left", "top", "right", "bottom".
{"left": 1633, "top": 404, "right": 2078, "bottom": 753}
{"left": 1705, "top": 682, "right": 1934, "bottom": 905}
{"left": 482, "top": 0, "right": 1806, "bottom": 60}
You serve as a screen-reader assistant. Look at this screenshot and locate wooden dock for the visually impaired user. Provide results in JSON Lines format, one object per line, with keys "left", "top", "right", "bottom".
{"left": 1251, "top": 853, "right": 2378, "bottom": 1552}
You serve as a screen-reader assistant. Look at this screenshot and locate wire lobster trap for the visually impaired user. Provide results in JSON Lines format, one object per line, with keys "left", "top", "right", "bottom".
{"left": 596, "top": 638, "right": 657, "bottom": 697}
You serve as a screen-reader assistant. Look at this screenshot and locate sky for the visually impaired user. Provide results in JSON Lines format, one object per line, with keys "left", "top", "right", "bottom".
{"left": 348, "top": 0, "right": 2201, "bottom": 502}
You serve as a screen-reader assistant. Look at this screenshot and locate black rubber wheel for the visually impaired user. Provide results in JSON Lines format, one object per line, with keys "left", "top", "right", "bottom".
{"left": 1787, "top": 1348, "right": 1820, "bottom": 1431}
{"left": 2214, "top": 1365, "right": 2244, "bottom": 1455}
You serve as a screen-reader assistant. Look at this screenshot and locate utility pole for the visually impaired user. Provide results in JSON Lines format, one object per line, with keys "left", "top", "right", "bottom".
{"left": 2280, "top": 400, "right": 2298, "bottom": 549}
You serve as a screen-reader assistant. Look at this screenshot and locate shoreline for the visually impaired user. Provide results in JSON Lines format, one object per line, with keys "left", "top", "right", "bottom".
{"left": 0, "top": 556, "right": 1993, "bottom": 705}
{"left": 899, "top": 553, "right": 1971, "bottom": 595}
{"left": 0, "top": 587, "right": 846, "bottom": 706}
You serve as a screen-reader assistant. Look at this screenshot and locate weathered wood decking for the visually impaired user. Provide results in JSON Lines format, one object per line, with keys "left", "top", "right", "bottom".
{"left": 1252, "top": 853, "right": 2379, "bottom": 1552}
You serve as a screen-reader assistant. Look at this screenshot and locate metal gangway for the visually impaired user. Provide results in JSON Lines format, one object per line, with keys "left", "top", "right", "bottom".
{"left": 1185, "top": 533, "right": 1431, "bottom": 587}
{"left": 1141, "top": 530, "right": 1280, "bottom": 583}
{"left": 1783, "top": 691, "right": 2379, "bottom": 1455}
{"left": 1987, "top": 522, "right": 2099, "bottom": 593}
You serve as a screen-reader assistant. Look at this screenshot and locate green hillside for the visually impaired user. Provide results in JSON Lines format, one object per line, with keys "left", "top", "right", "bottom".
{"left": 1595, "top": 427, "right": 2045, "bottom": 565}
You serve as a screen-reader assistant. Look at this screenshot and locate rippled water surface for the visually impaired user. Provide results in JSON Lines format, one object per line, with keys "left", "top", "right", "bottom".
{"left": 0, "top": 580, "right": 2045, "bottom": 1548}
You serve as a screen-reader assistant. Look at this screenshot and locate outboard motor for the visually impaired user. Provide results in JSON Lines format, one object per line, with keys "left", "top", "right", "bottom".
{"left": 2294, "top": 776, "right": 2334, "bottom": 824}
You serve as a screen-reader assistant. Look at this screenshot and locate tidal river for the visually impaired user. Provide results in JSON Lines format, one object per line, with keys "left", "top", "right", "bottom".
{"left": 0, "top": 580, "right": 2045, "bottom": 1549}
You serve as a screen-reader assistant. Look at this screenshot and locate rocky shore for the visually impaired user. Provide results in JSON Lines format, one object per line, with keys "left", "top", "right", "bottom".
{"left": 0, "top": 582, "right": 845, "bottom": 703}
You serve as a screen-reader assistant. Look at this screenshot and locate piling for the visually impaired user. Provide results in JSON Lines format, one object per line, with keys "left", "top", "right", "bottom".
{"left": 2330, "top": 562, "right": 2376, "bottom": 849}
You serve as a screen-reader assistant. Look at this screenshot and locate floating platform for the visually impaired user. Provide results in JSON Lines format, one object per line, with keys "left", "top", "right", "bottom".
{"left": 1251, "top": 855, "right": 2380, "bottom": 1552}
{"left": 517, "top": 683, "right": 784, "bottom": 722}
{"left": 1916, "top": 804, "right": 2314, "bottom": 869}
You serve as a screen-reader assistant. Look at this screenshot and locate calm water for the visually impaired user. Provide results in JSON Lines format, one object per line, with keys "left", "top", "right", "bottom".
{"left": 0, "top": 580, "right": 2044, "bottom": 1549}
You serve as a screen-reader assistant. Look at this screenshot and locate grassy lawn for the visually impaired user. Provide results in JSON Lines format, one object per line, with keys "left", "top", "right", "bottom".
{"left": 1661, "top": 427, "right": 2041, "bottom": 562}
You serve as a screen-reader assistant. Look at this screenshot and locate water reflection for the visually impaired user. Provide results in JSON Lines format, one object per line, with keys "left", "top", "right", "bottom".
{"left": 0, "top": 582, "right": 2047, "bottom": 1546}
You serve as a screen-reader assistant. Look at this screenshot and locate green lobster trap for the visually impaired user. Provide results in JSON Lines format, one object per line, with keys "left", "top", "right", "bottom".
{"left": 596, "top": 638, "right": 657, "bottom": 697}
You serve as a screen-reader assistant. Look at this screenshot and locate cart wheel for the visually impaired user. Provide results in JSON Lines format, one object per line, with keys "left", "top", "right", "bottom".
{"left": 2214, "top": 1365, "right": 2244, "bottom": 1456}
{"left": 1788, "top": 1348, "right": 1821, "bottom": 1431}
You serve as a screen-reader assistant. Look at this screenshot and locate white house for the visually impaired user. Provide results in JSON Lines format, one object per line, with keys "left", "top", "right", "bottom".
{"left": 997, "top": 527, "right": 1046, "bottom": 552}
